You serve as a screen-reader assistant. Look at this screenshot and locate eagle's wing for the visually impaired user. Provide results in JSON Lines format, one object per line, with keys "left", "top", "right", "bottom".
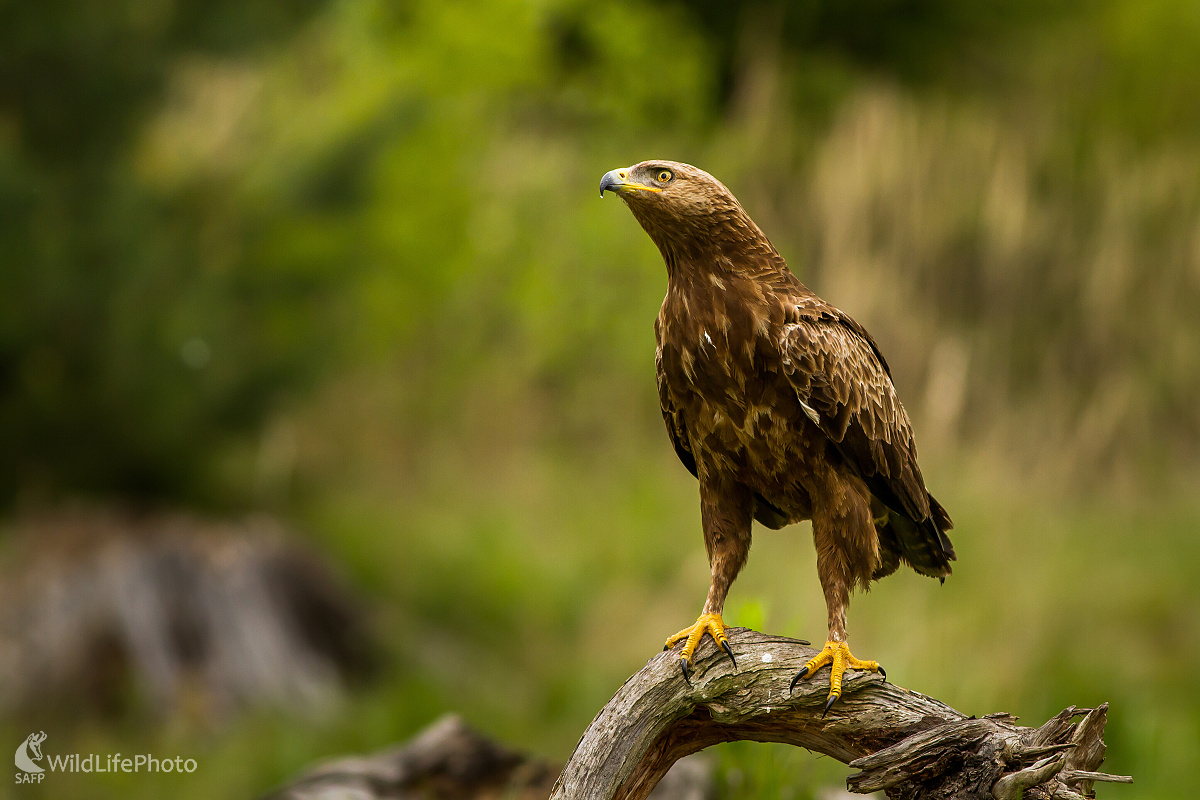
{"left": 656, "top": 347, "right": 791, "bottom": 529}
{"left": 781, "top": 305, "right": 955, "bottom": 576}
{"left": 656, "top": 347, "right": 698, "bottom": 480}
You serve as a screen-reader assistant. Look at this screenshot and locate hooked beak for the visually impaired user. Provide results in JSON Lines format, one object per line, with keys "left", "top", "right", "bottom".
{"left": 599, "top": 167, "right": 662, "bottom": 198}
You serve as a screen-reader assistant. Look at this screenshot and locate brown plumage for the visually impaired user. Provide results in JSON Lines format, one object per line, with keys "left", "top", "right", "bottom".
{"left": 600, "top": 161, "right": 955, "bottom": 703}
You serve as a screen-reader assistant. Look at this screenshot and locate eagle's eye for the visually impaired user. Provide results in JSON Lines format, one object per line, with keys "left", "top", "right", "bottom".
{"left": 656, "top": 169, "right": 673, "bottom": 183}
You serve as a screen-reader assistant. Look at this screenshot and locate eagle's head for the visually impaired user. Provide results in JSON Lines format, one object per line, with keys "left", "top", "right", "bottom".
{"left": 599, "top": 160, "right": 773, "bottom": 264}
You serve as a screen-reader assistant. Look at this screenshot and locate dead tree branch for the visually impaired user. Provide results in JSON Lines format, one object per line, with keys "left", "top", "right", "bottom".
{"left": 550, "top": 628, "right": 1129, "bottom": 800}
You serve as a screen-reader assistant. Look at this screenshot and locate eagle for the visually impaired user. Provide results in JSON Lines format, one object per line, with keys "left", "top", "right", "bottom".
{"left": 600, "top": 161, "right": 955, "bottom": 711}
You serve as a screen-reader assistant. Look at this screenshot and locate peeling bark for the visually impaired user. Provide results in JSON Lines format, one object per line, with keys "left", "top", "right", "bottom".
{"left": 550, "top": 628, "right": 1130, "bottom": 800}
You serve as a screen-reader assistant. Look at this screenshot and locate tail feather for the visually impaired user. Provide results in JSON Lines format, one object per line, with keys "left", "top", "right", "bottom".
{"left": 876, "top": 492, "right": 955, "bottom": 580}
{"left": 928, "top": 494, "right": 956, "bottom": 560}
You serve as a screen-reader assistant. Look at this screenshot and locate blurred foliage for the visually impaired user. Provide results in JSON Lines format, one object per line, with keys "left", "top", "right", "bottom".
{"left": 0, "top": 0, "right": 331, "bottom": 505}
{"left": 4, "top": 0, "right": 1200, "bottom": 507}
{"left": 1, "top": 0, "right": 1199, "bottom": 799}
{"left": 3, "top": 0, "right": 1199, "bottom": 509}
{"left": 657, "top": 0, "right": 1076, "bottom": 110}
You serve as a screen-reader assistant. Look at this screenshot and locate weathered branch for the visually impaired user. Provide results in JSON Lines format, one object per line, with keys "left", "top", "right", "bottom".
{"left": 551, "top": 628, "right": 1129, "bottom": 800}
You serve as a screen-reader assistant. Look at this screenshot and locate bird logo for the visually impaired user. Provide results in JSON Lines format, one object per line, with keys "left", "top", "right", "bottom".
{"left": 15, "top": 731, "right": 47, "bottom": 774}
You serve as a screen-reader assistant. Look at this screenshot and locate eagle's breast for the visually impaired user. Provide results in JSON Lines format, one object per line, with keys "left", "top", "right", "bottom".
{"left": 657, "top": 276, "right": 816, "bottom": 488}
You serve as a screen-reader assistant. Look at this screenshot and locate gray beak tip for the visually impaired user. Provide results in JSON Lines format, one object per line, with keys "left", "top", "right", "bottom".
{"left": 599, "top": 169, "right": 622, "bottom": 198}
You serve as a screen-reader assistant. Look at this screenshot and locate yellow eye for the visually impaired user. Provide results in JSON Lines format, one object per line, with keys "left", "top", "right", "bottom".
{"left": 656, "top": 169, "right": 673, "bottom": 183}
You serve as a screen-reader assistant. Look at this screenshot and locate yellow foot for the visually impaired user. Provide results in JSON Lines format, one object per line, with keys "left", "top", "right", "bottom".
{"left": 663, "top": 613, "right": 736, "bottom": 679}
{"left": 788, "top": 640, "right": 885, "bottom": 714}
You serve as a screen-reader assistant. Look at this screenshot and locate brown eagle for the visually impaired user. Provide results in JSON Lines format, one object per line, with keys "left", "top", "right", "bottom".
{"left": 600, "top": 161, "right": 955, "bottom": 710}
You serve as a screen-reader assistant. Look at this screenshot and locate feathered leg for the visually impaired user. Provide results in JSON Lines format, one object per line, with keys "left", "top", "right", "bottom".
{"left": 790, "top": 476, "right": 885, "bottom": 711}
{"left": 664, "top": 478, "right": 751, "bottom": 679}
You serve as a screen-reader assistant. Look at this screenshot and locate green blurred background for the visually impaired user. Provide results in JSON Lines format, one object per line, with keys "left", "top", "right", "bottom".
{"left": 1, "top": 0, "right": 1199, "bottom": 797}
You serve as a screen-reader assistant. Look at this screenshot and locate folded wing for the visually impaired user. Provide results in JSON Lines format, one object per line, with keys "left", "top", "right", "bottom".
{"left": 780, "top": 305, "right": 955, "bottom": 578}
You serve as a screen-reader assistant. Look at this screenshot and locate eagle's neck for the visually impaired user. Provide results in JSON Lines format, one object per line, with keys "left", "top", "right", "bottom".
{"left": 649, "top": 211, "right": 789, "bottom": 291}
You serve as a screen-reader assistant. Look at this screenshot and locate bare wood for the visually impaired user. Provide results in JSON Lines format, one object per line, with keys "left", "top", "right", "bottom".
{"left": 550, "top": 628, "right": 1129, "bottom": 800}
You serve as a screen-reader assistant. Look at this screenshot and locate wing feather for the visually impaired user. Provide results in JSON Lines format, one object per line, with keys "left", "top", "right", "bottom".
{"left": 656, "top": 348, "right": 698, "bottom": 480}
{"left": 781, "top": 307, "right": 955, "bottom": 575}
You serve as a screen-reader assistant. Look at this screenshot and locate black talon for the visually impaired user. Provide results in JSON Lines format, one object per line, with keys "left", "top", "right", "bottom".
{"left": 789, "top": 666, "right": 809, "bottom": 694}
{"left": 720, "top": 640, "right": 737, "bottom": 670}
{"left": 679, "top": 657, "right": 691, "bottom": 682}
{"left": 663, "top": 644, "right": 669, "bottom": 652}
{"left": 822, "top": 694, "right": 838, "bottom": 717}
{"left": 878, "top": 666, "right": 887, "bottom": 682}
